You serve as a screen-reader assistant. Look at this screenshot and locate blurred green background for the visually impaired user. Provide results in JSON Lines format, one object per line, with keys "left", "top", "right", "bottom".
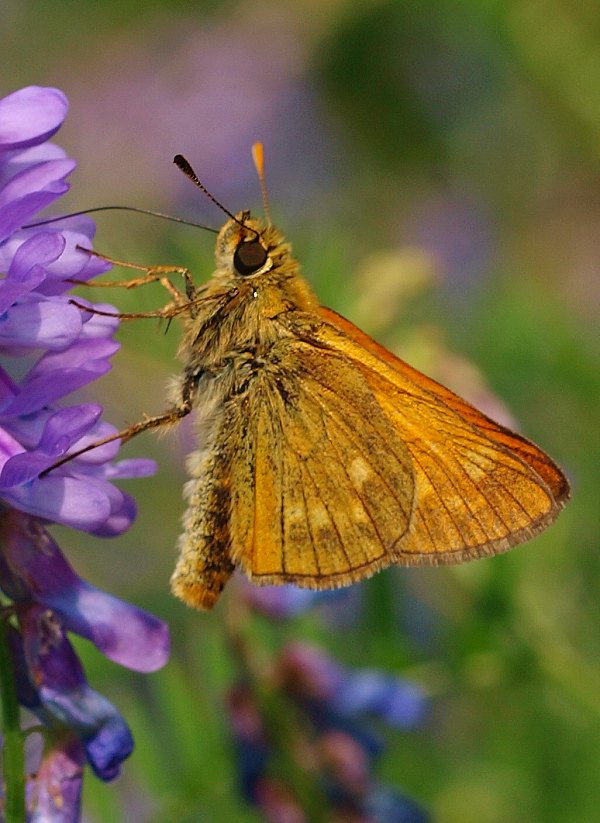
{"left": 2, "top": 1, "right": 599, "bottom": 821}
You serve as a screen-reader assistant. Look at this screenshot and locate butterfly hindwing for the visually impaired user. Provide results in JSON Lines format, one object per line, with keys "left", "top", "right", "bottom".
{"left": 229, "top": 338, "right": 415, "bottom": 587}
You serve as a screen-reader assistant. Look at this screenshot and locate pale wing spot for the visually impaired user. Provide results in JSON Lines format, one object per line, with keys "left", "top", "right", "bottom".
{"left": 351, "top": 499, "right": 371, "bottom": 525}
{"left": 348, "top": 456, "right": 373, "bottom": 488}
{"left": 310, "top": 499, "right": 335, "bottom": 530}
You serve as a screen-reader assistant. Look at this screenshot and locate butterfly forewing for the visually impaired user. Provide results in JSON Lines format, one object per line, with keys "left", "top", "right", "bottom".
{"left": 317, "top": 307, "right": 569, "bottom": 502}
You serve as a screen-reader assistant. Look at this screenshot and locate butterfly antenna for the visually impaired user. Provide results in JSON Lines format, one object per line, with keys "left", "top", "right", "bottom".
{"left": 251, "top": 142, "right": 272, "bottom": 226}
{"left": 174, "top": 154, "right": 258, "bottom": 237}
{"left": 24, "top": 206, "right": 218, "bottom": 233}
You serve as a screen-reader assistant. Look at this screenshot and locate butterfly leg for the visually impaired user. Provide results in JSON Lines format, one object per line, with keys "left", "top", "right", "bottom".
{"left": 41, "top": 397, "right": 195, "bottom": 476}
{"left": 68, "top": 296, "right": 183, "bottom": 322}
{"left": 70, "top": 247, "right": 196, "bottom": 302}
{"left": 41, "top": 360, "right": 201, "bottom": 476}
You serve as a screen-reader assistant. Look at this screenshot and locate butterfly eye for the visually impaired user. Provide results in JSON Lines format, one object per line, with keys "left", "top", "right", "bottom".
{"left": 233, "top": 240, "right": 268, "bottom": 276}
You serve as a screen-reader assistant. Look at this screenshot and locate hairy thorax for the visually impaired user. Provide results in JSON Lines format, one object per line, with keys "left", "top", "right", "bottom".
{"left": 170, "top": 240, "right": 319, "bottom": 419}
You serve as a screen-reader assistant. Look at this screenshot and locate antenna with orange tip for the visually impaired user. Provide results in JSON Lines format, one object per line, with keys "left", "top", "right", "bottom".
{"left": 251, "top": 142, "right": 272, "bottom": 226}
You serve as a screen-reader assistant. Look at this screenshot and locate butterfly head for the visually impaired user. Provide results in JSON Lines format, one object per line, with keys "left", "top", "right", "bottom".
{"left": 215, "top": 211, "right": 293, "bottom": 283}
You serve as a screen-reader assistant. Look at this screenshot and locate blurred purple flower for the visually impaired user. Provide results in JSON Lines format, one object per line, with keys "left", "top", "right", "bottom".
{"left": 240, "top": 580, "right": 351, "bottom": 620}
{"left": 404, "top": 192, "right": 493, "bottom": 296}
{"left": 232, "top": 568, "right": 429, "bottom": 820}
{"left": 26, "top": 733, "right": 85, "bottom": 823}
{"left": 227, "top": 641, "right": 428, "bottom": 823}
{"left": 227, "top": 683, "right": 270, "bottom": 804}
{"left": 364, "top": 784, "right": 430, "bottom": 823}
{"left": 0, "top": 85, "right": 169, "bottom": 821}
{"left": 279, "top": 642, "right": 427, "bottom": 737}
{"left": 67, "top": 13, "right": 339, "bottom": 222}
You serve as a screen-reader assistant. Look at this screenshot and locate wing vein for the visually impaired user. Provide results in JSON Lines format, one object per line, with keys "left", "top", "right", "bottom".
{"left": 296, "top": 446, "right": 322, "bottom": 576}
{"left": 323, "top": 414, "right": 387, "bottom": 555}
{"left": 426, "top": 438, "right": 512, "bottom": 536}
{"left": 306, "top": 374, "right": 411, "bottom": 521}
{"left": 408, "top": 448, "right": 472, "bottom": 549}
{"left": 454, "top": 445, "right": 543, "bottom": 522}
{"left": 303, "top": 420, "right": 352, "bottom": 570}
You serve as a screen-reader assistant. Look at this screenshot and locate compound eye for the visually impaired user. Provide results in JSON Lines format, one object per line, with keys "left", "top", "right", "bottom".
{"left": 233, "top": 240, "right": 268, "bottom": 276}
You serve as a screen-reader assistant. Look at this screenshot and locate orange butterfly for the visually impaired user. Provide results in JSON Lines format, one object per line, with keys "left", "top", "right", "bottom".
{"left": 63, "top": 146, "right": 571, "bottom": 610}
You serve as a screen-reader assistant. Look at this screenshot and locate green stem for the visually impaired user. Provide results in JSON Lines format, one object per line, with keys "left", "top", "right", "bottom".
{"left": 0, "top": 616, "right": 26, "bottom": 823}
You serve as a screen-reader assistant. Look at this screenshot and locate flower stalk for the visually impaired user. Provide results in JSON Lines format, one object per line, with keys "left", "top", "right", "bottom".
{"left": 0, "top": 608, "right": 26, "bottom": 823}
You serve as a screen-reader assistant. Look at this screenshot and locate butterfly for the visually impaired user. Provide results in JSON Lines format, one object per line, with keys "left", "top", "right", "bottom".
{"left": 60, "top": 146, "right": 571, "bottom": 610}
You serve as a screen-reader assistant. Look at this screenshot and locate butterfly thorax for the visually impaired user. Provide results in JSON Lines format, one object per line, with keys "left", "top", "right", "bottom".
{"left": 175, "top": 214, "right": 319, "bottom": 398}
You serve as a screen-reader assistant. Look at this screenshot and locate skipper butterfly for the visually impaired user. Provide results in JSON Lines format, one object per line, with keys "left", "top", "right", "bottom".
{"left": 57, "top": 146, "right": 571, "bottom": 610}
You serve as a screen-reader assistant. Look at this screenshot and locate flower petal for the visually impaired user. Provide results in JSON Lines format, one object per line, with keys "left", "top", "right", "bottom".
{"left": 7, "top": 231, "right": 65, "bottom": 279}
{"left": 67, "top": 583, "right": 171, "bottom": 671}
{"left": 5, "top": 365, "right": 110, "bottom": 414}
{"left": 0, "top": 159, "right": 76, "bottom": 208}
{"left": 0, "top": 298, "right": 82, "bottom": 352}
{"left": 83, "top": 708, "right": 134, "bottom": 781}
{"left": 78, "top": 302, "right": 120, "bottom": 337}
{"left": 334, "top": 671, "right": 427, "bottom": 728}
{"left": 0, "top": 425, "right": 25, "bottom": 462}
{"left": 0, "top": 266, "right": 46, "bottom": 314}
{"left": 2, "top": 475, "right": 112, "bottom": 530}
{"left": 19, "top": 604, "right": 134, "bottom": 781}
{"left": 0, "top": 406, "right": 103, "bottom": 484}
{"left": 0, "top": 510, "right": 170, "bottom": 672}
{"left": 26, "top": 337, "right": 119, "bottom": 377}
{"left": 0, "top": 188, "right": 70, "bottom": 242}
{"left": 28, "top": 734, "right": 85, "bottom": 823}
{"left": 89, "top": 486, "right": 138, "bottom": 537}
{"left": 0, "top": 86, "right": 68, "bottom": 150}
{"left": 37, "top": 404, "right": 103, "bottom": 455}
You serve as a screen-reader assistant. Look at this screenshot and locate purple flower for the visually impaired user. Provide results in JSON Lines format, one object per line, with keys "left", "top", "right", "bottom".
{"left": 364, "top": 785, "right": 429, "bottom": 823}
{"left": 0, "top": 85, "right": 169, "bottom": 822}
{"left": 0, "top": 509, "right": 169, "bottom": 675}
{"left": 231, "top": 568, "right": 430, "bottom": 820}
{"left": 227, "top": 684, "right": 270, "bottom": 803}
{"left": 278, "top": 642, "right": 427, "bottom": 768}
{"left": 27, "top": 733, "right": 85, "bottom": 823}
{"left": 227, "top": 641, "right": 429, "bottom": 822}
{"left": 278, "top": 642, "right": 427, "bottom": 737}
{"left": 332, "top": 668, "right": 427, "bottom": 729}
{"left": 0, "top": 85, "right": 156, "bottom": 535}
{"left": 277, "top": 643, "right": 428, "bottom": 820}
{"left": 240, "top": 579, "right": 350, "bottom": 619}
